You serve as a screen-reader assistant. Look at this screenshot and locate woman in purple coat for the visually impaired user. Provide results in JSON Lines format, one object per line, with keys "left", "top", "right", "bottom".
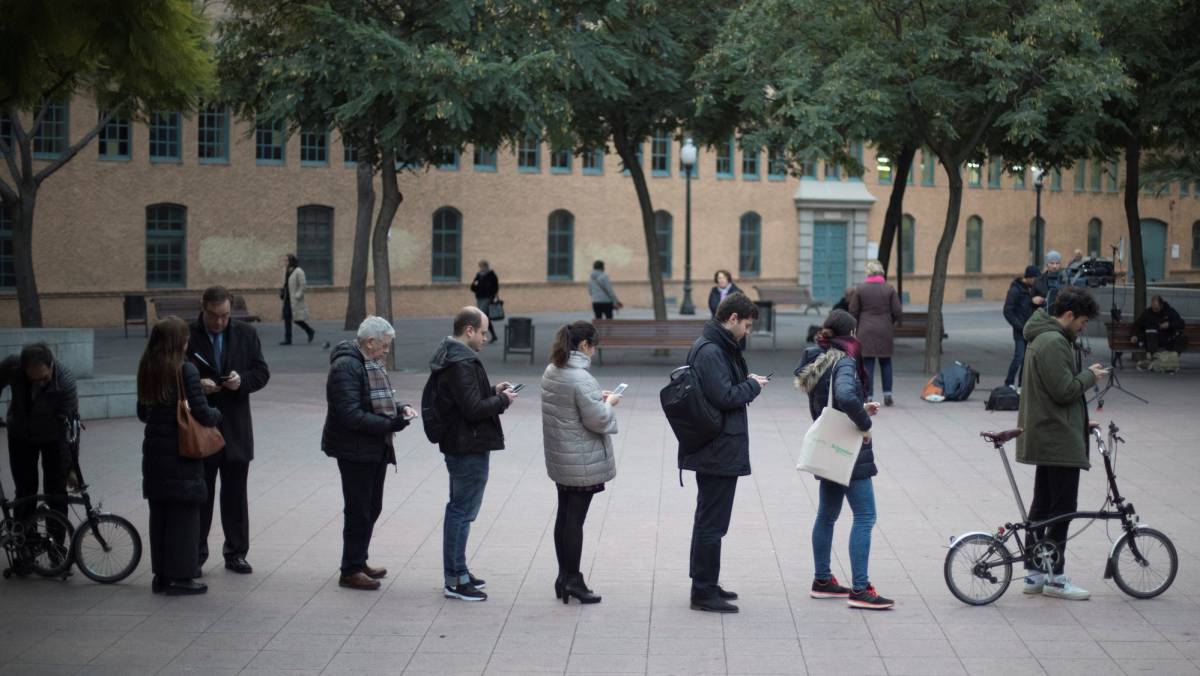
{"left": 848, "top": 260, "right": 901, "bottom": 406}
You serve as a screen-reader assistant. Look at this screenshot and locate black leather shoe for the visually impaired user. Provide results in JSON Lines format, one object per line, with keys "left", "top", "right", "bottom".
{"left": 717, "top": 586, "right": 739, "bottom": 600}
{"left": 225, "top": 557, "right": 253, "bottom": 574}
{"left": 690, "top": 596, "right": 738, "bottom": 613}
{"left": 165, "top": 580, "right": 208, "bottom": 596}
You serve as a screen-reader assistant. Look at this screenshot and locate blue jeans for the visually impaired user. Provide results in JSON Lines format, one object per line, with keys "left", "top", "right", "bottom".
{"left": 443, "top": 452, "right": 490, "bottom": 587}
{"left": 863, "top": 357, "right": 893, "bottom": 398}
{"left": 812, "top": 477, "right": 876, "bottom": 591}
{"left": 1005, "top": 332, "right": 1027, "bottom": 387}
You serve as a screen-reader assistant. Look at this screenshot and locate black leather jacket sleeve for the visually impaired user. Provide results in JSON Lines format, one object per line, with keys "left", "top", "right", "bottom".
{"left": 327, "top": 356, "right": 392, "bottom": 436}
{"left": 447, "top": 362, "right": 508, "bottom": 423}
{"left": 693, "top": 344, "right": 760, "bottom": 412}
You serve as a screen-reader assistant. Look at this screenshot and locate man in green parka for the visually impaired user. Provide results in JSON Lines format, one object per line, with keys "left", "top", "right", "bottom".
{"left": 1016, "top": 286, "right": 1107, "bottom": 601}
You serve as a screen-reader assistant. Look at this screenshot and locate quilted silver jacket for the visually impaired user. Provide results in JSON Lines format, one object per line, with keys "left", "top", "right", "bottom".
{"left": 540, "top": 352, "right": 618, "bottom": 486}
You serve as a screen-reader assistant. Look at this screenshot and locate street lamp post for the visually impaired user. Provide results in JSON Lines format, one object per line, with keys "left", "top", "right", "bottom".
{"left": 1033, "top": 166, "right": 1046, "bottom": 267}
{"left": 679, "top": 138, "right": 698, "bottom": 315}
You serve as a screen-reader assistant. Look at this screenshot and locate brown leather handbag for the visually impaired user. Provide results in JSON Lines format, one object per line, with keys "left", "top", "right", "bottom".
{"left": 177, "top": 368, "right": 224, "bottom": 459}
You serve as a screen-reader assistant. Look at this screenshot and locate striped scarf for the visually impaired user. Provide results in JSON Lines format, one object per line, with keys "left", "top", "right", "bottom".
{"left": 362, "top": 348, "right": 397, "bottom": 431}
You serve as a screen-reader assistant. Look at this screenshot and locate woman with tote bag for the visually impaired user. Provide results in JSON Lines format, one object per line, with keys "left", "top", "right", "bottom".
{"left": 793, "top": 310, "right": 892, "bottom": 610}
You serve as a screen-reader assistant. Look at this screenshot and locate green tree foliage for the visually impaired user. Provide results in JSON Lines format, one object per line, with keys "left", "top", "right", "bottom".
{"left": 0, "top": 0, "right": 213, "bottom": 327}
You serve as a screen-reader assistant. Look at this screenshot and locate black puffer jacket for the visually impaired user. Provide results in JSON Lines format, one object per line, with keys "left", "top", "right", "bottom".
{"left": 0, "top": 355, "right": 78, "bottom": 447}
{"left": 1003, "top": 278, "right": 1036, "bottom": 335}
{"left": 677, "top": 321, "right": 762, "bottom": 477}
{"left": 429, "top": 337, "right": 507, "bottom": 455}
{"left": 321, "top": 341, "right": 407, "bottom": 465}
{"left": 795, "top": 346, "right": 876, "bottom": 481}
{"left": 139, "top": 362, "right": 221, "bottom": 503}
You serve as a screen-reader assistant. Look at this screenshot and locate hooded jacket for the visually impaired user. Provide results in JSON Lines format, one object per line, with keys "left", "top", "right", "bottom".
{"left": 587, "top": 270, "right": 619, "bottom": 304}
{"left": 540, "top": 351, "right": 617, "bottom": 487}
{"left": 321, "top": 341, "right": 406, "bottom": 464}
{"left": 1016, "top": 309, "right": 1095, "bottom": 469}
{"left": 795, "top": 345, "right": 877, "bottom": 481}
{"left": 1003, "top": 277, "right": 1036, "bottom": 334}
{"left": 429, "top": 336, "right": 507, "bottom": 455}
{"left": 1134, "top": 300, "right": 1185, "bottom": 345}
{"left": 0, "top": 355, "right": 78, "bottom": 447}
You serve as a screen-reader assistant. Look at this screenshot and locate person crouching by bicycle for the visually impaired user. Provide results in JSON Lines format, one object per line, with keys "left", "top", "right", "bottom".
{"left": 1017, "top": 286, "right": 1106, "bottom": 601}
{"left": 794, "top": 310, "right": 891, "bottom": 610}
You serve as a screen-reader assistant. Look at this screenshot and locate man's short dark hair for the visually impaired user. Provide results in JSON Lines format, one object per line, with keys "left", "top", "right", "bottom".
{"left": 715, "top": 292, "right": 759, "bottom": 322}
{"left": 593, "top": 260, "right": 605, "bottom": 271}
{"left": 453, "top": 307, "right": 485, "bottom": 336}
{"left": 1050, "top": 286, "right": 1099, "bottom": 319}
{"left": 202, "top": 285, "right": 232, "bottom": 307}
{"left": 19, "top": 342, "right": 54, "bottom": 370}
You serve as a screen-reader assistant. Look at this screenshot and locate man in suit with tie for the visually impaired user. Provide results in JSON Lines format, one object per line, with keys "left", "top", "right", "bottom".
{"left": 189, "top": 286, "right": 271, "bottom": 574}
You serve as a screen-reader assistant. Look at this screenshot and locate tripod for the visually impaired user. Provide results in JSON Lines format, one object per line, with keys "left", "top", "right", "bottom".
{"left": 1089, "top": 242, "right": 1147, "bottom": 410}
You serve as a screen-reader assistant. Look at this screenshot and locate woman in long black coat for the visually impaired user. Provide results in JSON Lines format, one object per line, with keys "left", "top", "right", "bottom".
{"left": 138, "top": 316, "right": 222, "bottom": 595}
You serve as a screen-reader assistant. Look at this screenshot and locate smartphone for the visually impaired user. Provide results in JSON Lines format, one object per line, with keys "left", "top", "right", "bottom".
{"left": 611, "top": 383, "right": 629, "bottom": 396}
{"left": 219, "top": 374, "right": 234, "bottom": 382}
{"left": 764, "top": 372, "right": 774, "bottom": 380}
{"left": 509, "top": 383, "right": 525, "bottom": 393}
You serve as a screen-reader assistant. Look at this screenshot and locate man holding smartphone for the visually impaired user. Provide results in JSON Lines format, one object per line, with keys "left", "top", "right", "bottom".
{"left": 1016, "top": 286, "right": 1105, "bottom": 601}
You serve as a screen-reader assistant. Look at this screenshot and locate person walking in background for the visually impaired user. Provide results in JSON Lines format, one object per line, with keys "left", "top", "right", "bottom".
{"left": 281, "top": 254, "right": 315, "bottom": 345}
{"left": 138, "top": 316, "right": 222, "bottom": 596}
{"left": 795, "top": 309, "right": 892, "bottom": 610}
{"left": 588, "top": 260, "right": 622, "bottom": 319}
{"left": 189, "top": 285, "right": 270, "bottom": 575}
{"left": 322, "top": 316, "right": 414, "bottom": 591}
{"left": 707, "top": 270, "right": 742, "bottom": 317}
{"left": 541, "top": 321, "right": 620, "bottom": 605}
{"left": 1034, "top": 250, "right": 1066, "bottom": 310}
{"left": 470, "top": 260, "right": 500, "bottom": 343}
{"left": 1002, "top": 266, "right": 1040, "bottom": 390}
{"left": 849, "top": 261, "right": 901, "bottom": 406}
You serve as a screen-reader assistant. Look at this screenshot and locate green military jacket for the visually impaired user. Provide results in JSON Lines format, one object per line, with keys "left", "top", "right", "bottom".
{"left": 1015, "top": 309, "right": 1096, "bottom": 469}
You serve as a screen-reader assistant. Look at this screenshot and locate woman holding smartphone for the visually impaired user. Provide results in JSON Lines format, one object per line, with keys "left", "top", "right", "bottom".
{"left": 540, "top": 321, "right": 620, "bottom": 604}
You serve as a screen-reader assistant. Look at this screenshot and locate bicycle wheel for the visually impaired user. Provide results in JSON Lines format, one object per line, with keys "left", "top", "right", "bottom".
{"left": 944, "top": 533, "right": 1013, "bottom": 606}
{"left": 1110, "top": 527, "right": 1177, "bottom": 599}
{"left": 72, "top": 514, "right": 142, "bottom": 584}
{"left": 22, "top": 510, "right": 75, "bottom": 578}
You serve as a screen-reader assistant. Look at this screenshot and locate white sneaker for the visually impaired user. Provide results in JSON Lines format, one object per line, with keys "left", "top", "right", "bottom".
{"left": 1042, "top": 575, "right": 1090, "bottom": 600}
{"left": 1023, "top": 572, "right": 1045, "bottom": 594}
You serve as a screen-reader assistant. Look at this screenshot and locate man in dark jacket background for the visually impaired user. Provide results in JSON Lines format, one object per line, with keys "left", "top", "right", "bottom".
{"left": 427, "top": 307, "right": 516, "bottom": 602}
{"left": 1132, "top": 295, "right": 1186, "bottom": 354}
{"left": 469, "top": 260, "right": 500, "bottom": 343}
{"left": 1002, "top": 266, "right": 1039, "bottom": 389}
{"left": 322, "top": 316, "right": 414, "bottom": 590}
{"left": 188, "top": 286, "right": 270, "bottom": 574}
{"left": 681, "top": 293, "right": 769, "bottom": 613}
{"left": 1, "top": 343, "right": 78, "bottom": 526}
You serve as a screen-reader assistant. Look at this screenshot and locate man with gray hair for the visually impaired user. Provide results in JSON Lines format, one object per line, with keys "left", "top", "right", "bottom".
{"left": 1034, "top": 250, "right": 1065, "bottom": 310}
{"left": 322, "top": 316, "right": 416, "bottom": 590}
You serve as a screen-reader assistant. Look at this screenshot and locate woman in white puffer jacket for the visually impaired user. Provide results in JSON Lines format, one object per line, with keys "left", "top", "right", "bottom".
{"left": 541, "top": 321, "right": 620, "bottom": 605}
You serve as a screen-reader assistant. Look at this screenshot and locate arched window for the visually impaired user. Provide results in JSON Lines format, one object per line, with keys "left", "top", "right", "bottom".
{"left": 1088, "top": 218, "right": 1103, "bottom": 258}
{"left": 655, "top": 210, "right": 672, "bottom": 278}
{"left": 547, "top": 210, "right": 574, "bottom": 280}
{"left": 900, "top": 214, "right": 915, "bottom": 274}
{"left": 965, "top": 216, "right": 983, "bottom": 273}
{"left": 297, "top": 205, "right": 333, "bottom": 285}
{"left": 145, "top": 203, "right": 186, "bottom": 288}
{"left": 1192, "top": 221, "right": 1200, "bottom": 269}
{"left": 432, "top": 207, "right": 462, "bottom": 281}
{"left": 739, "top": 212, "right": 762, "bottom": 277}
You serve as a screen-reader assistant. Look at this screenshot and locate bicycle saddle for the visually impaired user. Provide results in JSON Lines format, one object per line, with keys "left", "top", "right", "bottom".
{"left": 981, "top": 429, "right": 1023, "bottom": 445}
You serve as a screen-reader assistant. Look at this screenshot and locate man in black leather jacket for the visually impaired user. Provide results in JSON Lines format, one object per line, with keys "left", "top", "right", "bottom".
{"left": 427, "top": 307, "right": 517, "bottom": 601}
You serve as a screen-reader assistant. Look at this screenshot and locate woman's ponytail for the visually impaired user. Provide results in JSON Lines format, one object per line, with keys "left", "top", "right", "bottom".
{"left": 549, "top": 321, "right": 599, "bottom": 367}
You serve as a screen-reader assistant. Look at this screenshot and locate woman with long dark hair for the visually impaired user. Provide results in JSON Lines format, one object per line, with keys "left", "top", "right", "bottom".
{"left": 281, "top": 253, "right": 315, "bottom": 345}
{"left": 794, "top": 309, "right": 893, "bottom": 610}
{"left": 540, "top": 321, "right": 620, "bottom": 604}
{"left": 138, "top": 316, "right": 222, "bottom": 595}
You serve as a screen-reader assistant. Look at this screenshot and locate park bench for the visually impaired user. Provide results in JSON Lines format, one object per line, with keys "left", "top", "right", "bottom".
{"left": 593, "top": 319, "right": 707, "bottom": 364}
{"left": 1105, "top": 320, "right": 1200, "bottom": 368}
{"left": 894, "top": 312, "right": 948, "bottom": 340}
{"left": 151, "top": 295, "right": 261, "bottom": 323}
{"left": 753, "top": 285, "right": 825, "bottom": 315}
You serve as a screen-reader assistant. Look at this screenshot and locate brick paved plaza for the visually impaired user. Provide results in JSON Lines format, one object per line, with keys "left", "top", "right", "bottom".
{"left": 2, "top": 306, "right": 1199, "bottom": 675}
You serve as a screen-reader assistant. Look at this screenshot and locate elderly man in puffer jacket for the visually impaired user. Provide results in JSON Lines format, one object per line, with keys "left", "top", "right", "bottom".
{"left": 541, "top": 321, "right": 620, "bottom": 605}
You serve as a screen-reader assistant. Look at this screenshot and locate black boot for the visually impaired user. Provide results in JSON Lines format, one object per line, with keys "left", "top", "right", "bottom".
{"left": 690, "top": 595, "right": 738, "bottom": 613}
{"left": 554, "top": 574, "right": 564, "bottom": 600}
{"left": 562, "top": 573, "right": 601, "bottom": 604}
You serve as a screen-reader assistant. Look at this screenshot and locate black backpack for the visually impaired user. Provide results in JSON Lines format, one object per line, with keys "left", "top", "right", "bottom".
{"left": 660, "top": 340, "right": 723, "bottom": 452}
{"left": 420, "top": 372, "right": 448, "bottom": 443}
{"left": 939, "top": 361, "right": 979, "bottom": 401}
{"left": 985, "top": 385, "right": 1020, "bottom": 411}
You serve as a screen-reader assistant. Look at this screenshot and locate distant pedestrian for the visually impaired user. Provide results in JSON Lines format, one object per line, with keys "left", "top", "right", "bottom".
{"left": 1002, "top": 265, "right": 1040, "bottom": 389}
{"left": 1034, "top": 251, "right": 1065, "bottom": 310}
{"left": 470, "top": 260, "right": 500, "bottom": 343}
{"left": 588, "top": 260, "right": 622, "bottom": 320}
{"left": 281, "top": 254, "right": 316, "bottom": 345}
{"left": 541, "top": 321, "right": 620, "bottom": 605}
{"left": 849, "top": 261, "right": 901, "bottom": 406}
{"left": 321, "top": 316, "right": 415, "bottom": 591}
{"left": 707, "top": 270, "right": 742, "bottom": 317}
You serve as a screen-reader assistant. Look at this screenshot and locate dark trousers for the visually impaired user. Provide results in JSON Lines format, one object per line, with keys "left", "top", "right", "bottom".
{"left": 7, "top": 438, "right": 68, "bottom": 525}
{"left": 337, "top": 458, "right": 388, "bottom": 576}
{"left": 689, "top": 473, "right": 738, "bottom": 599}
{"left": 863, "top": 357, "right": 894, "bottom": 398}
{"left": 149, "top": 499, "right": 201, "bottom": 580}
{"left": 199, "top": 453, "right": 250, "bottom": 564}
{"left": 282, "top": 304, "right": 314, "bottom": 343}
{"left": 1024, "top": 465, "right": 1081, "bottom": 574}
{"left": 553, "top": 487, "right": 595, "bottom": 577}
{"left": 475, "top": 298, "right": 498, "bottom": 340}
{"left": 1005, "top": 332, "right": 1027, "bottom": 387}
{"left": 592, "top": 303, "right": 614, "bottom": 320}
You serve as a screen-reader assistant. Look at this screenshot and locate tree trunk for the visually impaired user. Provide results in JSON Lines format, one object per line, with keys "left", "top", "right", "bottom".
{"left": 877, "top": 144, "right": 916, "bottom": 278}
{"left": 344, "top": 160, "right": 375, "bottom": 329}
{"left": 371, "top": 150, "right": 403, "bottom": 370}
{"left": 13, "top": 190, "right": 43, "bottom": 327}
{"left": 612, "top": 128, "right": 667, "bottom": 320}
{"left": 1124, "top": 136, "right": 1146, "bottom": 320}
{"left": 923, "top": 158, "right": 964, "bottom": 373}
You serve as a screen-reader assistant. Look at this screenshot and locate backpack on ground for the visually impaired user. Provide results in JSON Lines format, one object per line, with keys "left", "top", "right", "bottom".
{"left": 660, "top": 340, "right": 723, "bottom": 452}
{"left": 985, "top": 385, "right": 1020, "bottom": 411}
{"left": 921, "top": 361, "right": 978, "bottom": 402}
{"left": 420, "top": 372, "right": 448, "bottom": 443}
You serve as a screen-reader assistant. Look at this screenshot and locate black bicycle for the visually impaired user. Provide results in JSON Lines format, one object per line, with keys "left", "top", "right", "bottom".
{"left": 944, "top": 422, "right": 1177, "bottom": 605}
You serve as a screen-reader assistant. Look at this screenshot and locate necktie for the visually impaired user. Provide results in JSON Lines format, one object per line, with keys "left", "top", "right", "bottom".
{"left": 213, "top": 333, "right": 223, "bottom": 372}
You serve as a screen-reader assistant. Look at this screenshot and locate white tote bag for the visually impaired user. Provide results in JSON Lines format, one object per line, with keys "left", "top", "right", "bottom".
{"left": 796, "top": 371, "right": 863, "bottom": 486}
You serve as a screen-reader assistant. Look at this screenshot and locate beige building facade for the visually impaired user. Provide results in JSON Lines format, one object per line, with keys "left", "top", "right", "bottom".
{"left": 3, "top": 95, "right": 1199, "bottom": 327}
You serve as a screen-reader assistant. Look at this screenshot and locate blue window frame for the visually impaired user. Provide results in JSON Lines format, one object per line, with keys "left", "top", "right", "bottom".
{"left": 1182, "top": 181, "right": 1191, "bottom": 197}
{"left": 299, "top": 129, "right": 329, "bottom": 166}
{"left": 517, "top": 135, "right": 540, "bottom": 172}
{"left": 1091, "top": 159, "right": 1103, "bottom": 193}
{"left": 433, "top": 146, "right": 459, "bottom": 171}
{"left": 146, "top": 203, "right": 186, "bottom": 288}
{"left": 0, "top": 205, "right": 13, "bottom": 288}
{"left": 965, "top": 216, "right": 983, "bottom": 273}
{"left": 1074, "top": 162, "right": 1086, "bottom": 192}
{"left": 738, "top": 212, "right": 762, "bottom": 277}
{"left": 987, "top": 159, "right": 1003, "bottom": 188}
{"left": 877, "top": 154, "right": 892, "bottom": 184}
{"left": 343, "top": 140, "right": 357, "bottom": 166}
{"left": 550, "top": 148, "right": 571, "bottom": 174}
{"left": 742, "top": 144, "right": 759, "bottom": 180}
{"left": 716, "top": 135, "right": 734, "bottom": 179}
{"left": 432, "top": 207, "right": 462, "bottom": 282}
{"left": 651, "top": 131, "right": 671, "bottom": 177}
{"left": 473, "top": 146, "right": 496, "bottom": 172}
{"left": 825, "top": 160, "right": 840, "bottom": 181}
{"left": 582, "top": 147, "right": 604, "bottom": 175}
{"left": 33, "top": 102, "right": 68, "bottom": 159}
{"left": 1088, "top": 218, "right": 1103, "bottom": 258}
{"left": 197, "top": 107, "right": 228, "bottom": 163}
{"left": 799, "top": 158, "right": 817, "bottom": 179}
{"left": 297, "top": 205, "right": 334, "bottom": 284}
{"left": 655, "top": 210, "right": 672, "bottom": 277}
{"left": 255, "top": 119, "right": 285, "bottom": 165}
{"left": 98, "top": 111, "right": 130, "bottom": 160}
{"left": 1108, "top": 161, "right": 1119, "bottom": 193}
{"left": 149, "top": 112, "right": 181, "bottom": 162}
{"left": 547, "top": 210, "right": 574, "bottom": 280}
{"left": 1012, "top": 165, "right": 1027, "bottom": 189}
{"left": 767, "top": 147, "right": 786, "bottom": 180}
{"left": 966, "top": 162, "right": 982, "bottom": 188}
{"left": 921, "top": 150, "right": 936, "bottom": 186}
{"left": 1050, "top": 168, "right": 1062, "bottom": 192}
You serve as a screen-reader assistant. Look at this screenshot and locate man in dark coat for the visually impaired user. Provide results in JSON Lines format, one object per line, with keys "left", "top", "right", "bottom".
{"left": 680, "top": 293, "right": 769, "bottom": 613}
{"left": 1002, "top": 266, "right": 1039, "bottom": 389}
{"left": 0, "top": 343, "right": 78, "bottom": 525}
{"left": 469, "top": 260, "right": 500, "bottom": 343}
{"left": 427, "top": 307, "right": 517, "bottom": 602}
{"left": 1132, "top": 295, "right": 1186, "bottom": 353}
{"left": 188, "top": 286, "right": 270, "bottom": 574}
